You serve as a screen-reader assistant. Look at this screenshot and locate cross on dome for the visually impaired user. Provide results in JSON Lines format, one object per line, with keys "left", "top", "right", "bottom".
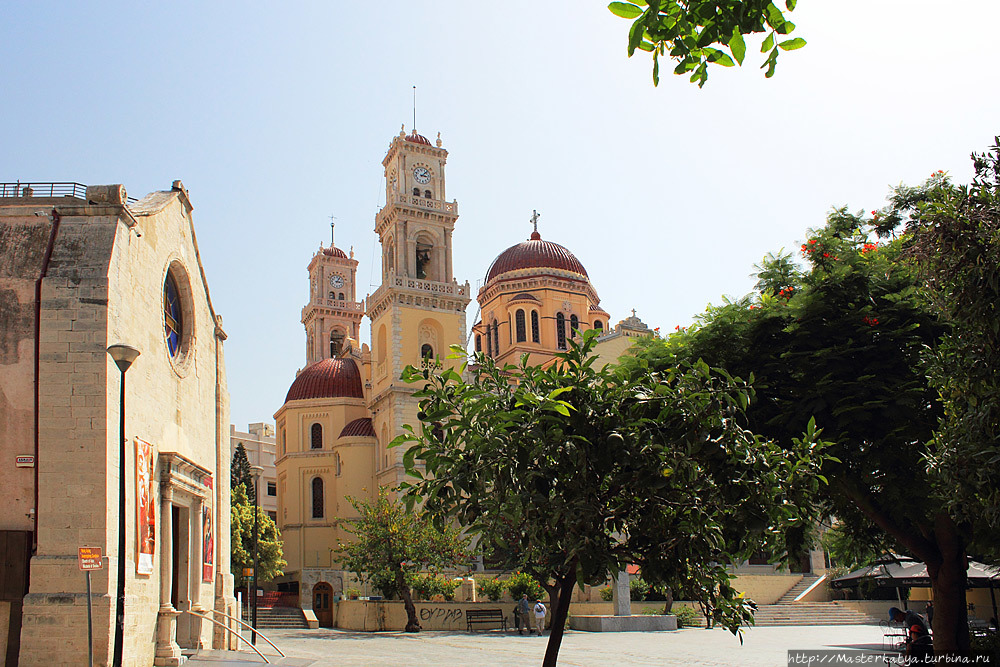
{"left": 529, "top": 210, "right": 541, "bottom": 240}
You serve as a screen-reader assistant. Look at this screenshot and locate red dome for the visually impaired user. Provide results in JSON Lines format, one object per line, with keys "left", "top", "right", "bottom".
{"left": 285, "top": 358, "right": 364, "bottom": 402}
{"left": 323, "top": 246, "right": 347, "bottom": 258}
{"left": 405, "top": 130, "right": 431, "bottom": 146}
{"left": 340, "top": 417, "right": 376, "bottom": 438}
{"left": 485, "top": 233, "right": 589, "bottom": 283}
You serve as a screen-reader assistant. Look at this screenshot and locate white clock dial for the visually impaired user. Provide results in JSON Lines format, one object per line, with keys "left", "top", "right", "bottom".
{"left": 413, "top": 167, "right": 431, "bottom": 184}
{"left": 329, "top": 274, "right": 344, "bottom": 289}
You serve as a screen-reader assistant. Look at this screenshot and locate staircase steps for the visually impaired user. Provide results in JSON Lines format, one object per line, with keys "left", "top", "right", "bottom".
{"left": 252, "top": 606, "right": 309, "bottom": 629}
{"left": 777, "top": 575, "right": 821, "bottom": 604}
{"left": 754, "top": 602, "right": 880, "bottom": 626}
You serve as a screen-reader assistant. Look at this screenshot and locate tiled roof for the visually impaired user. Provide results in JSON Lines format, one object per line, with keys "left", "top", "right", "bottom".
{"left": 405, "top": 131, "right": 431, "bottom": 146}
{"left": 284, "top": 358, "right": 364, "bottom": 402}
{"left": 323, "top": 246, "right": 347, "bottom": 258}
{"left": 340, "top": 418, "right": 376, "bottom": 438}
{"left": 485, "top": 233, "right": 588, "bottom": 282}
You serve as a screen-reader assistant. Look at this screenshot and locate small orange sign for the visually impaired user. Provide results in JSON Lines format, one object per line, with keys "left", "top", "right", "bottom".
{"left": 78, "top": 547, "right": 103, "bottom": 571}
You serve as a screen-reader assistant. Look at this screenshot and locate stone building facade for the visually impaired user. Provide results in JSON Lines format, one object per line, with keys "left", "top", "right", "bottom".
{"left": 271, "top": 128, "right": 652, "bottom": 623}
{"left": 0, "top": 182, "right": 235, "bottom": 666}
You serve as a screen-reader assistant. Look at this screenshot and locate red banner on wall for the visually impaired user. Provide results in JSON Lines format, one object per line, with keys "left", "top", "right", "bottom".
{"left": 203, "top": 476, "right": 214, "bottom": 582}
{"left": 135, "top": 438, "right": 155, "bottom": 575}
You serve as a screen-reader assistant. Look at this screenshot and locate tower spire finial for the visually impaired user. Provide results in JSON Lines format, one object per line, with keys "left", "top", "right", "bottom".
{"left": 412, "top": 85, "right": 417, "bottom": 132}
{"left": 529, "top": 209, "right": 541, "bottom": 239}
{"left": 329, "top": 215, "right": 336, "bottom": 246}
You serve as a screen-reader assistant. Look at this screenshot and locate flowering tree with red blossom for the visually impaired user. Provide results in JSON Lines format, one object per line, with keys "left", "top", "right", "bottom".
{"left": 624, "top": 143, "right": 1000, "bottom": 656}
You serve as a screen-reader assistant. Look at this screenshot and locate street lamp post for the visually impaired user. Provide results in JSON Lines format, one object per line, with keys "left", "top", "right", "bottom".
{"left": 250, "top": 465, "right": 263, "bottom": 646}
{"left": 107, "top": 344, "right": 140, "bottom": 667}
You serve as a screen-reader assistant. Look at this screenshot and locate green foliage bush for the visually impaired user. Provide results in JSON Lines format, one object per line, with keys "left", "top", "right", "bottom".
{"left": 672, "top": 605, "right": 699, "bottom": 628}
{"left": 475, "top": 576, "right": 506, "bottom": 602}
{"left": 410, "top": 574, "right": 460, "bottom": 601}
{"left": 629, "top": 578, "right": 668, "bottom": 601}
{"left": 506, "top": 572, "right": 544, "bottom": 601}
{"left": 599, "top": 587, "right": 613, "bottom": 602}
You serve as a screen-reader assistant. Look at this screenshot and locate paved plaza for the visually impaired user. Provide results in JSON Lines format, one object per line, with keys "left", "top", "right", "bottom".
{"left": 185, "top": 624, "right": 892, "bottom": 666}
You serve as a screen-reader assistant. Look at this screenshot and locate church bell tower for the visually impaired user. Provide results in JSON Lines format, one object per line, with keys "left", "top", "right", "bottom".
{"left": 367, "top": 126, "right": 471, "bottom": 487}
{"left": 302, "top": 224, "right": 364, "bottom": 365}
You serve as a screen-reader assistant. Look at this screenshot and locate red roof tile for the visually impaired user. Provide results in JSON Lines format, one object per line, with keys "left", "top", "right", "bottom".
{"left": 340, "top": 417, "right": 376, "bottom": 438}
{"left": 485, "top": 234, "right": 589, "bottom": 283}
{"left": 284, "top": 358, "right": 364, "bottom": 402}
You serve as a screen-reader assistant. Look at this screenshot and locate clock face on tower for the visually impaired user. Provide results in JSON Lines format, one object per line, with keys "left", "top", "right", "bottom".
{"left": 413, "top": 167, "right": 431, "bottom": 184}
{"left": 329, "top": 274, "right": 344, "bottom": 289}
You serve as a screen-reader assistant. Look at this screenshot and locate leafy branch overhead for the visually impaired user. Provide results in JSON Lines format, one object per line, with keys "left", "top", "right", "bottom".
{"left": 608, "top": 0, "right": 806, "bottom": 87}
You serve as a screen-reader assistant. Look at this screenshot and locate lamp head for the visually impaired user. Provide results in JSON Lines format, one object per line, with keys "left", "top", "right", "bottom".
{"left": 250, "top": 465, "right": 264, "bottom": 482}
{"left": 107, "top": 344, "right": 141, "bottom": 373}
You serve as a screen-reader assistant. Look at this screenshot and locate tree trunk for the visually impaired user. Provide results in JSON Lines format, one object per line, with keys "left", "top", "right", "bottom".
{"left": 663, "top": 586, "right": 674, "bottom": 614}
{"left": 396, "top": 569, "right": 421, "bottom": 632}
{"left": 542, "top": 567, "right": 578, "bottom": 667}
{"left": 927, "top": 513, "right": 970, "bottom": 656}
{"left": 541, "top": 581, "right": 561, "bottom": 616}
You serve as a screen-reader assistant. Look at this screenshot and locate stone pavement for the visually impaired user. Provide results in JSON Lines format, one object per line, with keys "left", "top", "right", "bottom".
{"left": 185, "top": 624, "right": 893, "bottom": 666}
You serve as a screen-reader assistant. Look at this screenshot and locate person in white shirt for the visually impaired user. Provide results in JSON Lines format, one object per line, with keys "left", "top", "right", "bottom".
{"left": 533, "top": 600, "right": 547, "bottom": 635}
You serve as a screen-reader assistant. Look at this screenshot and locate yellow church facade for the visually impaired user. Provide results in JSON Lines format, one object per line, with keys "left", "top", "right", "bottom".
{"left": 272, "top": 128, "right": 651, "bottom": 622}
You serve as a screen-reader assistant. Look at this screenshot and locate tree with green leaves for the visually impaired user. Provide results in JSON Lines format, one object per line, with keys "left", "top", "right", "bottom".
{"left": 623, "top": 149, "right": 1000, "bottom": 655}
{"left": 231, "top": 442, "right": 255, "bottom": 504}
{"left": 230, "top": 484, "right": 285, "bottom": 590}
{"left": 337, "top": 489, "right": 471, "bottom": 632}
{"left": 394, "top": 332, "right": 831, "bottom": 666}
{"left": 608, "top": 0, "right": 806, "bottom": 87}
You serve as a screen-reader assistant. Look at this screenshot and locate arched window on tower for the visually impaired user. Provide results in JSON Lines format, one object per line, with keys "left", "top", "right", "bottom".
{"left": 486, "top": 327, "right": 493, "bottom": 356}
{"left": 570, "top": 314, "right": 579, "bottom": 340}
{"left": 424, "top": 190, "right": 432, "bottom": 199}
{"left": 556, "top": 313, "right": 567, "bottom": 350}
{"left": 531, "top": 310, "right": 540, "bottom": 343}
{"left": 412, "top": 187, "right": 420, "bottom": 196}
{"left": 415, "top": 243, "right": 432, "bottom": 280}
{"left": 311, "top": 477, "right": 324, "bottom": 518}
{"left": 475, "top": 334, "right": 482, "bottom": 353}
{"left": 594, "top": 319, "right": 604, "bottom": 331}
{"left": 311, "top": 423, "right": 323, "bottom": 450}
{"left": 515, "top": 309, "right": 526, "bottom": 343}
{"left": 330, "top": 330, "right": 345, "bottom": 357}
{"left": 338, "top": 292, "right": 345, "bottom": 300}
{"left": 492, "top": 320, "right": 500, "bottom": 356}
{"left": 421, "top": 343, "right": 434, "bottom": 360}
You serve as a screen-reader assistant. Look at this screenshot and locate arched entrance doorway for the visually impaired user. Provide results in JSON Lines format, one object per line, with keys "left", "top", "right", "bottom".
{"left": 313, "top": 582, "right": 334, "bottom": 627}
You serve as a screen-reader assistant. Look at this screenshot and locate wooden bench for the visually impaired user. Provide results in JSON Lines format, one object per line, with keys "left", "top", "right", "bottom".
{"left": 466, "top": 608, "right": 508, "bottom": 632}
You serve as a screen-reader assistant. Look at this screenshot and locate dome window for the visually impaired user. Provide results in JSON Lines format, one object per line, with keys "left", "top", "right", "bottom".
{"left": 311, "top": 423, "right": 323, "bottom": 450}
{"left": 531, "top": 310, "right": 540, "bottom": 343}
{"left": 556, "top": 313, "right": 567, "bottom": 350}
{"left": 570, "top": 315, "right": 579, "bottom": 340}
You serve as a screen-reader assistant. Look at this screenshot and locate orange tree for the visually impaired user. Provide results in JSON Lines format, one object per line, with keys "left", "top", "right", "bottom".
{"left": 337, "top": 489, "right": 470, "bottom": 632}
{"left": 394, "top": 332, "right": 830, "bottom": 666}
{"left": 623, "top": 145, "right": 1000, "bottom": 655}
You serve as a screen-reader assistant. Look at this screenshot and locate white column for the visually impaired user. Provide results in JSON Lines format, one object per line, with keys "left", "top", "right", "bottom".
{"left": 612, "top": 571, "right": 631, "bottom": 617}
{"left": 155, "top": 488, "right": 183, "bottom": 666}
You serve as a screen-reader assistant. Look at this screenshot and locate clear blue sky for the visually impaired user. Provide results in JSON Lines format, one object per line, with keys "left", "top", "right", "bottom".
{"left": 4, "top": 1, "right": 998, "bottom": 429}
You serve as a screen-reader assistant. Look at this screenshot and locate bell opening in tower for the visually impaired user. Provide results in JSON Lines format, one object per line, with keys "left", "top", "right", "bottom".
{"left": 415, "top": 243, "right": 432, "bottom": 280}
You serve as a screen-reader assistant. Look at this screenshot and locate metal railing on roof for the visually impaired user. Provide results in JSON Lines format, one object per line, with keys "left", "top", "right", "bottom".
{"left": 0, "top": 181, "right": 138, "bottom": 204}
